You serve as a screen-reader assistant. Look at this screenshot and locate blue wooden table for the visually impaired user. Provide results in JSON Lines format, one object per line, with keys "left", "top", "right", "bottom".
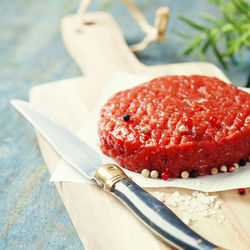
{"left": 0, "top": 0, "right": 249, "bottom": 249}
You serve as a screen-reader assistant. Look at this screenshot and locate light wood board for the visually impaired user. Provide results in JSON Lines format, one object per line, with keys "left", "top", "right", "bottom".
{"left": 29, "top": 12, "right": 250, "bottom": 250}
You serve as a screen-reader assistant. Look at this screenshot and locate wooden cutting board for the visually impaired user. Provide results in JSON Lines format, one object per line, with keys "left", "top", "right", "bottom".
{"left": 29, "top": 12, "right": 250, "bottom": 250}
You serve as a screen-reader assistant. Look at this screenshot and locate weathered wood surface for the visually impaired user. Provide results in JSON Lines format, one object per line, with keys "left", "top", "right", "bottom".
{"left": 30, "top": 12, "right": 250, "bottom": 250}
{"left": 31, "top": 77, "right": 250, "bottom": 250}
{"left": 1, "top": 0, "right": 249, "bottom": 249}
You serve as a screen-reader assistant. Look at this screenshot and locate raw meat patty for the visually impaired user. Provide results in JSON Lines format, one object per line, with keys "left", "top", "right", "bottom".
{"left": 98, "top": 75, "right": 250, "bottom": 178}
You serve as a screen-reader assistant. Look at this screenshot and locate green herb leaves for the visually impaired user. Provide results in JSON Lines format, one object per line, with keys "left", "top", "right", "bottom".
{"left": 177, "top": 0, "right": 250, "bottom": 69}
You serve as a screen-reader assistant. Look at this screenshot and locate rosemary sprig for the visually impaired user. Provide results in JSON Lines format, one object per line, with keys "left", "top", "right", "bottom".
{"left": 177, "top": 0, "right": 250, "bottom": 69}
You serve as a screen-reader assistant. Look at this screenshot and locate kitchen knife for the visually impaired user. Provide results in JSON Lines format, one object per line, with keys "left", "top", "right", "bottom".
{"left": 11, "top": 100, "right": 225, "bottom": 250}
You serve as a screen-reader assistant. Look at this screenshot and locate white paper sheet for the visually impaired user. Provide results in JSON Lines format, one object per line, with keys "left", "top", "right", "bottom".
{"left": 50, "top": 71, "right": 250, "bottom": 192}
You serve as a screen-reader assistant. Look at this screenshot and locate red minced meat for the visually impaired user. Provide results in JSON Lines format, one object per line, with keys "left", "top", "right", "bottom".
{"left": 98, "top": 75, "right": 250, "bottom": 178}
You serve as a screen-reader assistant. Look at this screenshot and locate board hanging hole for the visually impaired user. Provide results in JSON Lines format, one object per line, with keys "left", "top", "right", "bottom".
{"left": 76, "top": 0, "right": 169, "bottom": 51}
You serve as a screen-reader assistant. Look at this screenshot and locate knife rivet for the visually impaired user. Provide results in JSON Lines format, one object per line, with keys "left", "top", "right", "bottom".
{"left": 109, "top": 166, "right": 117, "bottom": 171}
{"left": 196, "top": 239, "right": 202, "bottom": 243}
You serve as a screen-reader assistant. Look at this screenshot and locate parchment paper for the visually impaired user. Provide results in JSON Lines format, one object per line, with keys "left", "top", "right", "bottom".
{"left": 50, "top": 72, "right": 250, "bottom": 192}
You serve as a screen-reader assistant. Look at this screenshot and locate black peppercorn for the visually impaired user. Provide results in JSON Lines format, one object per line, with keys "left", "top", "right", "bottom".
{"left": 123, "top": 114, "right": 130, "bottom": 121}
{"left": 239, "top": 159, "right": 246, "bottom": 167}
{"left": 190, "top": 170, "right": 199, "bottom": 178}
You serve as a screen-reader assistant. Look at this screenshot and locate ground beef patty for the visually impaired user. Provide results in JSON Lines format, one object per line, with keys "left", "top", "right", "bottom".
{"left": 98, "top": 75, "right": 250, "bottom": 178}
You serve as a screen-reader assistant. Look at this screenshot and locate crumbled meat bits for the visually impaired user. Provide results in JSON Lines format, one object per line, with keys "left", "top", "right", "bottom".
{"left": 152, "top": 191, "right": 224, "bottom": 226}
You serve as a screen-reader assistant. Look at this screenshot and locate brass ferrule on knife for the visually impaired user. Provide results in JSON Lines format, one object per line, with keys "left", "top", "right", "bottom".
{"left": 94, "top": 164, "right": 128, "bottom": 191}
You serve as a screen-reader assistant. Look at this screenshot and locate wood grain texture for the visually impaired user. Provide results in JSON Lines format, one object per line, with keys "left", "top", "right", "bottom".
{"left": 1, "top": 0, "right": 249, "bottom": 249}
{"left": 29, "top": 12, "right": 250, "bottom": 250}
{"left": 30, "top": 78, "right": 250, "bottom": 250}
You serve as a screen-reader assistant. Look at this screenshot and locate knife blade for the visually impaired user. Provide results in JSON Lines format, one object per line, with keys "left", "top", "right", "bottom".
{"left": 11, "top": 100, "right": 225, "bottom": 250}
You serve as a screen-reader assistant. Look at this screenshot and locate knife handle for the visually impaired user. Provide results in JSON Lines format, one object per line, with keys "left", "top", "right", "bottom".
{"left": 114, "top": 178, "right": 224, "bottom": 250}
{"left": 94, "top": 164, "right": 225, "bottom": 250}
